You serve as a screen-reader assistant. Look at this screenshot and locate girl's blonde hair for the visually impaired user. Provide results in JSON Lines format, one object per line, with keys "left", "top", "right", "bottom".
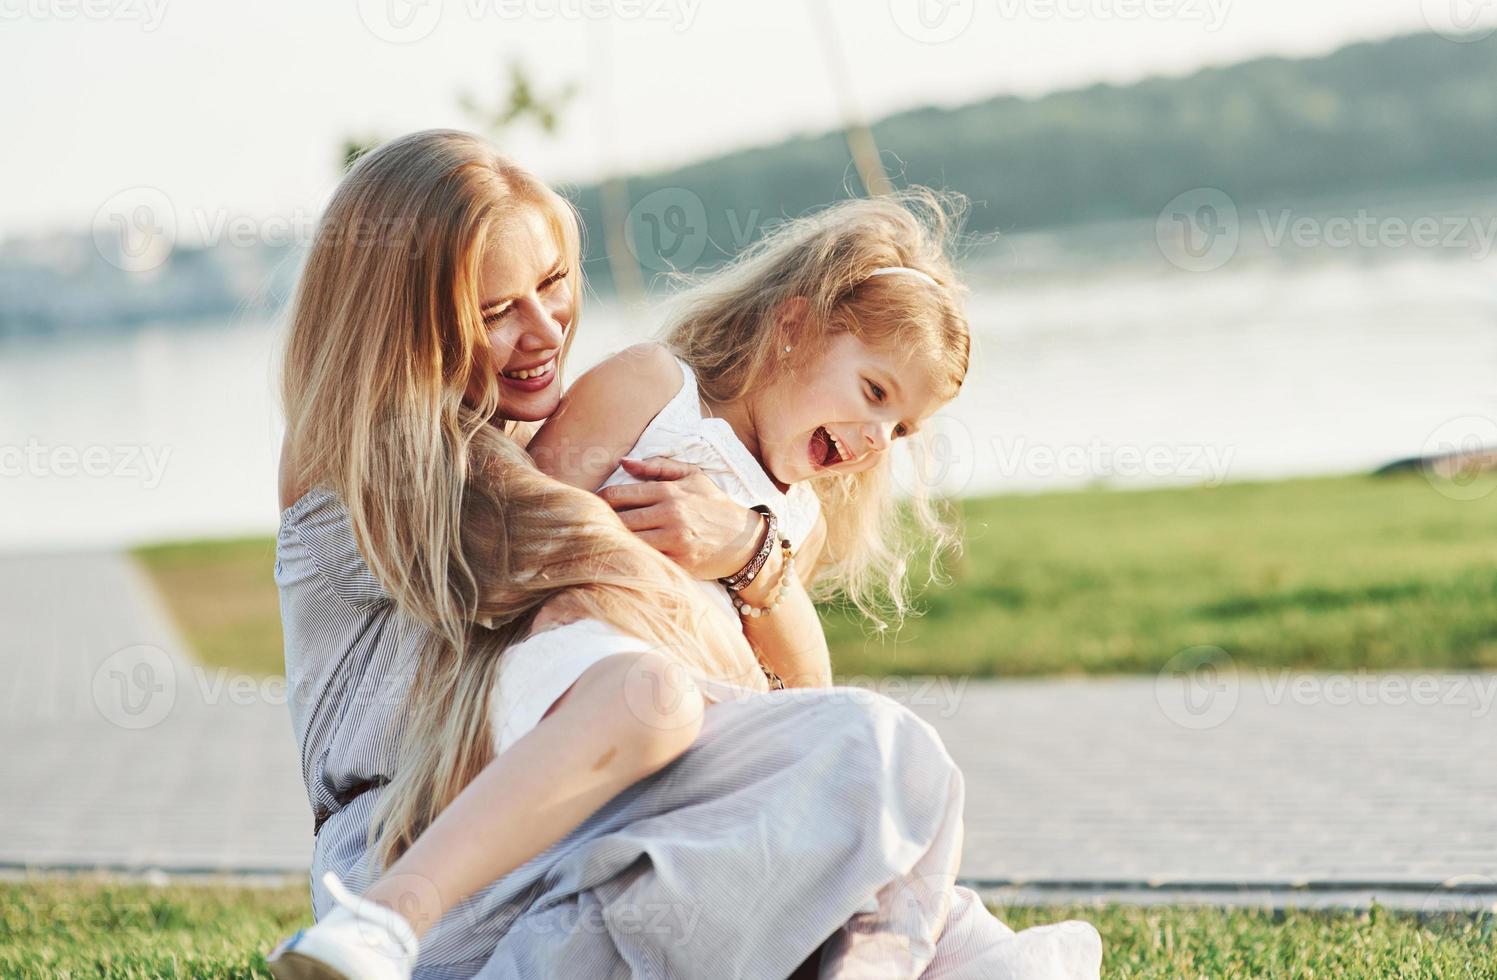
{"left": 664, "top": 189, "right": 970, "bottom": 627}
{"left": 279, "top": 129, "right": 766, "bottom": 869}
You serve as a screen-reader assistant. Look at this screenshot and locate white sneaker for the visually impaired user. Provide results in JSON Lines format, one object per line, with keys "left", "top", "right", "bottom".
{"left": 268, "top": 872, "right": 420, "bottom": 980}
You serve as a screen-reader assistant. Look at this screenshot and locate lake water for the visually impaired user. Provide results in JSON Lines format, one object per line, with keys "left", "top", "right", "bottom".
{"left": 5, "top": 194, "right": 1496, "bottom": 551}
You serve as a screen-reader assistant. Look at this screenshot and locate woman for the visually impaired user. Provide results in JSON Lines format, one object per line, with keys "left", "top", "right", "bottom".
{"left": 273, "top": 129, "right": 1100, "bottom": 978}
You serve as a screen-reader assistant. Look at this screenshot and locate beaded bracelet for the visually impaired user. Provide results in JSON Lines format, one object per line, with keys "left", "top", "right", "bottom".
{"left": 720, "top": 505, "right": 778, "bottom": 593}
{"left": 730, "top": 535, "right": 794, "bottom": 619}
{"left": 759, "top": 662, "right": 787, "bottom": 691}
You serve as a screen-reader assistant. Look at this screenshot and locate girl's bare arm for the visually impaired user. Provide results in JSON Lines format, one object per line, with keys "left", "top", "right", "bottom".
{"left": 527, "top": 343, "right": 682, "bottom": 492}
{"left": 363, "top": 648, "right": 705, "bottom": 937}
{"left": 734, "top": 512, "right": 832, "bottom": 688}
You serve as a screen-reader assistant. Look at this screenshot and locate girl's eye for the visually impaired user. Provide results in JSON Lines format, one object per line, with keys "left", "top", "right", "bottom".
{"left": 866, "top": 381, "right": 886, "bottom": 403}
{"left": 894, "top": 423, "right": 909, "bottom": 438}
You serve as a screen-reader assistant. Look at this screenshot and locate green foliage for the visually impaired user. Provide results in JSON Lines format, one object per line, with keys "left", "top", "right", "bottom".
{"left": 340, "top": 137, "right": 378, "bottom": 173}
{"left": 568, "top": 32, "right": 1497, "bottom": 290}
{"left": 459, "top": 59, "right": 578, "bottom": 137}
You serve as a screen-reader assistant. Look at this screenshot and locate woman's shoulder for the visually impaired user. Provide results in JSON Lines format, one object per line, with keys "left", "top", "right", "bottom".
{"left": 276, "top": 486, "right": 389, "bottom": 611}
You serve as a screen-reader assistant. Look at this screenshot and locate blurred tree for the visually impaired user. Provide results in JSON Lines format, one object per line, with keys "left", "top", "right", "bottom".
{"left": 459, "top": 60, "right": 578, "bottom": 137}
{"left": 337, "top": 60, "right": 576, "bottom": 172}
{"left": 341, "top": 137, "right": 379, "bottom": 173}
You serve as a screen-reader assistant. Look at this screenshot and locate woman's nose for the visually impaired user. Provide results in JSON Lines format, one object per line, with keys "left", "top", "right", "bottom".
{"left": 513, "top": 298, "right": 566, "bottom": 352}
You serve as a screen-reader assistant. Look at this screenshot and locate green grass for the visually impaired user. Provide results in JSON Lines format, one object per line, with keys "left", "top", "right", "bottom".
{"left": 0, "top": 879, "right": 307, "bottom": 979}
{"left": 134, "top": 536, "right": 284, "bottom": 677}
{"left": 825, "top": 473, "right": 1497, "bottom": 676}
{"left": 3, "top": 881, "right": 1493, "bottom": 978}
{"left": 134, "top": 474, "right": 1497, "bottom": 679}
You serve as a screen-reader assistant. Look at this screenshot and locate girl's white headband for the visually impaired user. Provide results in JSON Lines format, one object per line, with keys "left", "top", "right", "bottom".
{"left": 864, "top": 266, "right": 941, "bottom": 288}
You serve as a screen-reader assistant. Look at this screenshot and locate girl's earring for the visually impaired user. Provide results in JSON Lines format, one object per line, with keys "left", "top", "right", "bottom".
{"left": 783, "top": 345, "right": 792, "bottom": 354}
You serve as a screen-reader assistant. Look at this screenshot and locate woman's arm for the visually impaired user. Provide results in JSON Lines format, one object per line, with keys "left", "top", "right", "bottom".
{"left": 603, "top": 459, "right": 833, "bottom": 689}
{"left": 362, "top": 648, "right": 705, "bottom": 938}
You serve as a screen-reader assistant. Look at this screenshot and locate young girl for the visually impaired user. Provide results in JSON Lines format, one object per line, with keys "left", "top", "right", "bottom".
{"left": 528, "top": 189, "right": 969, "bottom": 690}
{"left": 274, "top": 191, "right": 1079, "bottom": 979}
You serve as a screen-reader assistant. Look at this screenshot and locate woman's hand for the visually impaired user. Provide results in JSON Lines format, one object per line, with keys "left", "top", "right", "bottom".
{"left": 598, "top": 456, "right": 765, "bottom": 580}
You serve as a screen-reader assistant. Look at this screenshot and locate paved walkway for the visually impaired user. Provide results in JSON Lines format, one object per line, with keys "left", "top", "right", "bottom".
{"left": 0, "top": 552, "right": 307, "bottom": 873}
{"left": 4, "top": 553, "right": 1495, "bottom": 910}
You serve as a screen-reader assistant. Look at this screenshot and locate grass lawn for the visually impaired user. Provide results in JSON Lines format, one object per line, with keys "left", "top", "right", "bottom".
{"left": 3, "top": 880, "right": 1493, "bottom": 978}
{"left": 134, "top": 473, "right": 1497, "bottom": 679}
{"left": 135, "top": 536, "right": 284, "bottom": 678}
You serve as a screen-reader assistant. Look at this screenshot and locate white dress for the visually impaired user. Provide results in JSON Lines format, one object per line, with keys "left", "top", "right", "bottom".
{"left": 488, "top": 618, "right": 652, "bottom": 755}
{"left": 597, "top": 354, "right": 822, "bottom": 628}
{"left": 487, "top": 356, "right": 824, "bottom": 757}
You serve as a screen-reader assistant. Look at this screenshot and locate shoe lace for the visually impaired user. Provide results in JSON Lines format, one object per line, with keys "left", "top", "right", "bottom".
{"left": 322, "top": 871, "right": 420, "bottom": 957}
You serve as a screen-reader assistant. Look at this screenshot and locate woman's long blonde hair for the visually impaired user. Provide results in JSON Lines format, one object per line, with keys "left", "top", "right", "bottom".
{"left": 372, "top": 428, "right": 765, "bottom": 866}
{"left": 279, "top": 130, "right": 766, "bottom": 869}
{"left": 664, "top": 189, "right": 971, "bottom": 627}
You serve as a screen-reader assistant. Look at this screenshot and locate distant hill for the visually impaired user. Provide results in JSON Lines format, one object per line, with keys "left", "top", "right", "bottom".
{"left": 567, "top": 31, "right": 1497, "bottom": 289}
{"left": 6, "top": 30, "right": 1496, "bottom": 333}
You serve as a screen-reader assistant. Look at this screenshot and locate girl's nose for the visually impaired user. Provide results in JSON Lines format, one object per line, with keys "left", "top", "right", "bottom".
{"left": 863, "top": 422, "right": 895, "bottom": 453}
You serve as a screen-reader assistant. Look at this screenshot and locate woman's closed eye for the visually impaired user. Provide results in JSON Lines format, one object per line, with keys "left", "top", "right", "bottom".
{"left": 482, "top": 266, "right": 570, "bottom": 325}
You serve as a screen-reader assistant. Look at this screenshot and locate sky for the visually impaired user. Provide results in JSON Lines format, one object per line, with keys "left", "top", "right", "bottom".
{"left": 0, "top": 0, "right": 1489, "bottom": 240}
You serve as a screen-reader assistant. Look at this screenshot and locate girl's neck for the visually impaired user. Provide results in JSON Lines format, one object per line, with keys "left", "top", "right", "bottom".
{"left": 700, "top": 393, "right": 790, "bottom": 494}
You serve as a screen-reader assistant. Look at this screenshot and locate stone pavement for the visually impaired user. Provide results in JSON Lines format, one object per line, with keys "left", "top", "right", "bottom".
{"left": 4, "top": 552, "right": 1495, "bottom": 911}
{"left": 0, "top": 552, "right": 307, "bottom": 873}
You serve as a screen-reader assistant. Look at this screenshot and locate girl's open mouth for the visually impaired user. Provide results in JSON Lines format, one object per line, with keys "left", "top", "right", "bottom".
{"left": 808, "top": 425, "right": 852, "bottom": 470}
{"left": 499, "top": 357, "right": 556, "bottom": 393}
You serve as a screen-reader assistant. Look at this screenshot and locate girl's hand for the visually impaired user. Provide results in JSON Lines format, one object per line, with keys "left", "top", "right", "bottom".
{"left": 598, "top": 456, "right": 765, "bottom": 580}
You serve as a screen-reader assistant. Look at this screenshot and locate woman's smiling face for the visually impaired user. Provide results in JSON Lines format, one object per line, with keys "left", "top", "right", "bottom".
{"left": 469, "top": 205, "right": 576, "bottom": 422}
{"left": 751, "top": 331, "right": 951, "bottom": 486}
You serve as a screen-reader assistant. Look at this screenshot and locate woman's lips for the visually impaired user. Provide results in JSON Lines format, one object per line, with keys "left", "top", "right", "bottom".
{"left": 499, "top": 358, "right": 556, "bottom": 393}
